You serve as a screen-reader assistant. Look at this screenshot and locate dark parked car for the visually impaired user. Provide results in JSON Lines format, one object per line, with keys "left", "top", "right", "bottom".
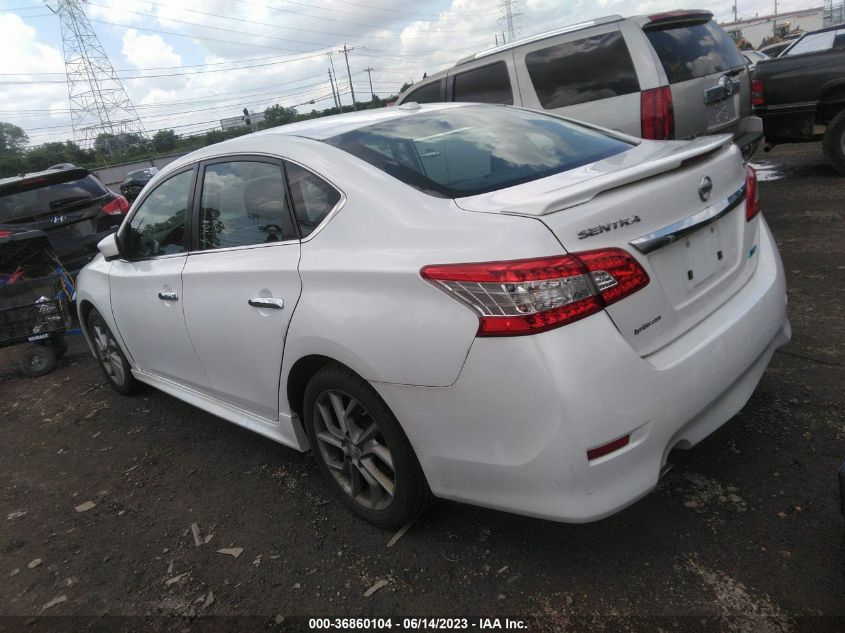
{"left": 0, "top": 166, "right": 129, "bottom": 274}
{"left": 119, "top": 167, "right": 158, "bottom": 202}
{"left": 753, "top": 24, "right": 845, "bottom": 173}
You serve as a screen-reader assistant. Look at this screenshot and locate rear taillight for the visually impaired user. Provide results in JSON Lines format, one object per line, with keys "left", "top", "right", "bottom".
{"left": 745, "top": 164, "right": 759, "bottom": 222}
{"left": 751, "top": 79, "right": 764, "bottom": 107}
{"left": 421, "top": 248, "right": 649, "bottom": 337}
{"left": 641, "top": 86, "right": 674, "bottom": 140}
{"left": 101, "top": 195, "right": 129, "bottom": 215}
{"left": 0, "top": 230, "right": 11, "bottom": 238}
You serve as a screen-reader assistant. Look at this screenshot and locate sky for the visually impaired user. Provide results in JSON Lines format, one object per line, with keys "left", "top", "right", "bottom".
{"left": 0, "top": 0, "right": 817, "bottom": 147}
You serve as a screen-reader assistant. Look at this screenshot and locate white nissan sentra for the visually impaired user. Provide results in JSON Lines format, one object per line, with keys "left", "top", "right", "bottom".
{"left": 77, "top": 103, "right": 790, "bottom": 527}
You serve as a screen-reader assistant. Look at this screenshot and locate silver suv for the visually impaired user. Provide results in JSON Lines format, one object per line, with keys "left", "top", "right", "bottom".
{"left": 396, "top": 10, "right": 762, "bottom": 156}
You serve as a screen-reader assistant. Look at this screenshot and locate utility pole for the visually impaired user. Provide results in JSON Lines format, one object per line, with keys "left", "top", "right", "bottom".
{"left": 733, "top": 2, "right": 738, "bottom": 22}
{"left": 327, "top": 52, "right": 342, "bottom": 109}
{"left": 340, "top": 44, "right": 357, "bottom": 111}
{"left": 773, "top": 0, "right": 778, "bottom": 37}
{"left": 364, "top": 67, "right": 375, "bottom": 101}
{"left": 327, "top": 69, "right": 339, "bottom": 109}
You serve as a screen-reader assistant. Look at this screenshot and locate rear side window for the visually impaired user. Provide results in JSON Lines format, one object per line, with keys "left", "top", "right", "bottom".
{"left": 285, "top": 163, "right": 341, "bottom": 237}
{"left": 404, "top": 81, "right": 441, "bottom": 104}
{"left": 198, "top": 161, "right": 297, "bottom": 251}
{"left": 785, "top": 30, "right": 837, "bottom": 55}
{"left": 124, "top": 170, "right": 192, "bottom": 259}
{"left": 525, "top": 32, "right": 640, "bottom": 109}
{"left": 324, "top": 105, "right": 632, "bottom": 198}
{"left": 645, "top": 20, "right": 745, "bottom": 83}
{"left": 452, "top": 62, "right": 514, "bottom": 105}
{"left": 0, "top": 173, "right": 107, "bottom": 223}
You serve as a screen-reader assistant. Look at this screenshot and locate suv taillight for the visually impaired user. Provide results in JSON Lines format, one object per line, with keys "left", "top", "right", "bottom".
{"left": 101, "top": 195, "right": 129, "bottom": 215}
{"left": 745, "top": 164, "right": 759, "bottom": 222}
{"left": 751, "top": 79, "right": 764, "bottom": 107}
{"left": 421, "top": 248, "right": 650, "bottom": 337}
{"left": 641, "top": 86, "right": 674, "bottom": 140}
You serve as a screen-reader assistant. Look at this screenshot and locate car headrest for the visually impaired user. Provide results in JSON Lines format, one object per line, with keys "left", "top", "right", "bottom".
{"left": 242, "top": 177, "right": 286, "bottom": 219}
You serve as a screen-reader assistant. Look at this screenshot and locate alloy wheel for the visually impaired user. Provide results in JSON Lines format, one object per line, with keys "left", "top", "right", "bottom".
{"left": 312, "top": 389, "right": 396, "bottom": 511}
{"left": 91, "top": 319, "right": 125, "bottom": 386}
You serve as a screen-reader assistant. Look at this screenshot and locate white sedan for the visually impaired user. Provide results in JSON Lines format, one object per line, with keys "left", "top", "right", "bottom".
{"left": 77, "top": 103, "right": 790, "bottom": 527}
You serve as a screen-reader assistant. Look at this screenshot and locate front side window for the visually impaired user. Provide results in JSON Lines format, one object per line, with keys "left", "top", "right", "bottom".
{"left": 645, "top": 20, "right": 745, "bottom": 83}
{"left": 452, "top": 62, "right": 514, "bottom": 105}
{"left": 124, "top": 170, "right": 192, "bottom": 259}
{"left": 404, "top": 81, "right": 441, "bottom": 104}
{"left": 285, "top": 163, "right": 341, "bottom": 238}
{"left": 198, "top": 161, "right": 296, "bottom": 251}
{"left": 325, "top": 105, "right": 632, "bottom": 198}
{"left": 525, "top": 32, "right": 640, "bottom": 109}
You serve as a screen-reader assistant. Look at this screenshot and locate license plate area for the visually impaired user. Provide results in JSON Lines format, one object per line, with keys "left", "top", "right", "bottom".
{"left": 706, "top": 93, "right": 740, "bottom": 129}
{"left": 680, "top": 222, "right": 725, "bottom": 291}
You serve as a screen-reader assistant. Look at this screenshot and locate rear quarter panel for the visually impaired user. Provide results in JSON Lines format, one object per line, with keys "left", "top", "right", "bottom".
{"left": 280, "top": 144, "right": 565, "bottom": 393}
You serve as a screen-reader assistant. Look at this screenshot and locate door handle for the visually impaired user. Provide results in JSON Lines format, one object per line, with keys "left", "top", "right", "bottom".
{"left": 248, "top": 297, "right": 285, "bottom": 310}
{"left": 158, "top": 291, "right": 178, "bottom": 301}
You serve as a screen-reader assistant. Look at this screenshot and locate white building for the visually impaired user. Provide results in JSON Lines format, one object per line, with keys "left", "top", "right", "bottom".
{"left": 720, "top": 6, "right": 825, "bottom": 48}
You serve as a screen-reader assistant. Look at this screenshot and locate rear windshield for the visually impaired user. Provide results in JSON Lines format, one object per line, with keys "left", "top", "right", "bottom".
{"left": 645, "top": 20, "right": 745, "bottom": 84}
{"left": 324, "top": 105, "right": 632, "bottom": 198}
{"left": 0, "top": 173, "right": 107, "bottom": 222}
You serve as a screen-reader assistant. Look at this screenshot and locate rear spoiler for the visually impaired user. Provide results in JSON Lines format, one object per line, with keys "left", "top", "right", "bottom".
{"left": 496, "top": 134, "right": 733, "bottom": 217}
{"left": 0, "top": 168, "right": 90, "bottom": 196}
{"left": 643, "top": 10, "right": 713, "bottom": 31}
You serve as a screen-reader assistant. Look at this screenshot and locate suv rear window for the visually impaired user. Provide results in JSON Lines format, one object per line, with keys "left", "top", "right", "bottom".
{"left": 0, "top": 171, "right": 107, "bottom": 223}
{"left": 525, "top": 31, "right": 640, "bottom": 109}
{"left": 452, "top": 61, "right": 513, "bottom": 105}
{"left": 324, "top": 105, "right": 632, "bottom": 198}
{"left": 645, "top": 20, "right": 745, "bottom": 83}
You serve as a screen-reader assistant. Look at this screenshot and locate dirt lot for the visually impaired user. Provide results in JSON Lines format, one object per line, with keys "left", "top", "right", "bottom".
{"left": 0, "top": 144, "right": 843, "bottom": 632}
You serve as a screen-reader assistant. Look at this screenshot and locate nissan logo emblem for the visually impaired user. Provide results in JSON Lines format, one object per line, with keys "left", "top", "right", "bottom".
{"left": 699, "top": 176, "right": 713, "bottom": 202}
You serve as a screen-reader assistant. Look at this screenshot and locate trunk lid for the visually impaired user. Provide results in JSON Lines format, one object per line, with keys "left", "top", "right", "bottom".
{"left": 455, "top": 136, "right": 761, "bottom": 356}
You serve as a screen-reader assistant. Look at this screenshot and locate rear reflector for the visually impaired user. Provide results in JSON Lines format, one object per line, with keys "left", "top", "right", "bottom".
{"left": 641, "top": 86, "right": 674, "bottom": 140}
{"left": 751, "top": 79, "right": 764, "bottom": 107}
{"left": 101, "top": 195, "right": 130, "bottom": 215}
{"left": 587, "top": 434, "right": 630, "bottom": 461}
{"left": 745, "top": 165, "right": 759, "bottom": 222}
{"left": 421, "top": 248, "right": 649, "bottom": 337}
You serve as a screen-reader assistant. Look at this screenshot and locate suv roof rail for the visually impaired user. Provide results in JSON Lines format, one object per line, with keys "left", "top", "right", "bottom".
{"left": 455, "top": 14, "right": 625, "bottom": 66}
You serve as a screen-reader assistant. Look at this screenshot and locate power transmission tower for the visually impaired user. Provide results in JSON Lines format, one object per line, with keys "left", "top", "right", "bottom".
{"left": 364, "top": 67, "right": 375, "bottom": 101}
{"left": 44, "top": 0, "right": 152, "bottom": 155}
{"left": 339, "top": 45, "right": 357, "bottom": 111}
{"left": 498, "top": 0, "right": 521, "bottom": 43}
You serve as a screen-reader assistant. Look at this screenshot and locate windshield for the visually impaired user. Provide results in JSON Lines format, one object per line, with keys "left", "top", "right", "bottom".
{"left": 324, "top": 105, "right": 632, "bottom": 198}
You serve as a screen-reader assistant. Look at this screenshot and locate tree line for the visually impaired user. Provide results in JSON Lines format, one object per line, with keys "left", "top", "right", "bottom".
{"left": 0, "top": 93, "right": 400, "bottom": 179}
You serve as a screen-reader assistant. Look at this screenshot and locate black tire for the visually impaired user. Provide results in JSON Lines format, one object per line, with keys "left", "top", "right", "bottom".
{"left": 822, "top": 109, "right": 845, "bottom": 175}
{"left": 50, "top": 335, "right": 68, "bottom": 359}
{"left": 86, "top": 308, "right": 142, "bottom": 395}
{"left": 17, "top": 344, "right": 56, "bottom": 378}
{"left": 303, "top": 363, "right": 432, "bottom": 528}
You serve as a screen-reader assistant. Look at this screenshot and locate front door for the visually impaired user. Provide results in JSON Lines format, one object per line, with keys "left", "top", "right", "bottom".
{"left": 110, "top": 167, "right": 208, "bottom": 390}
{"left": 181, "top": 159, "right": 302, "bottom": 419}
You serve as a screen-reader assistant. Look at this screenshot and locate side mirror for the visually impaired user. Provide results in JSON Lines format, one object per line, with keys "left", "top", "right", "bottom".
{"left": 97, "top": 232, "right": 121, "bottom": 261}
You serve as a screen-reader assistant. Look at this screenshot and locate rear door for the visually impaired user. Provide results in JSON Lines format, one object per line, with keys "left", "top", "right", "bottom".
{"left": 180, "top": 157, "right": 303, "bottom": 420}
{"left": 642, "top": 14, "right": 750, "bottom": 138}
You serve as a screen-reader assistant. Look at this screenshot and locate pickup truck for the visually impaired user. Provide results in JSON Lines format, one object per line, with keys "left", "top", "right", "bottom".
{"left": 752, "top": 24, "right": 845, "bottom": 173}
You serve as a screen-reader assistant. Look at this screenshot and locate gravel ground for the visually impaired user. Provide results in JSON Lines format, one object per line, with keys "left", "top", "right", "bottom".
{"left": 0, "top": 143, "right": 843, "bottom": 633}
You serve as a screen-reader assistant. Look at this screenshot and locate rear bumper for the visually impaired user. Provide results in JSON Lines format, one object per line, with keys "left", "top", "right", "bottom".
{"left": 733, "top": 115, "right": 764, "bottom": 156}
{"left": 373, "top": 217, "right": 789, "bottom": 522}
